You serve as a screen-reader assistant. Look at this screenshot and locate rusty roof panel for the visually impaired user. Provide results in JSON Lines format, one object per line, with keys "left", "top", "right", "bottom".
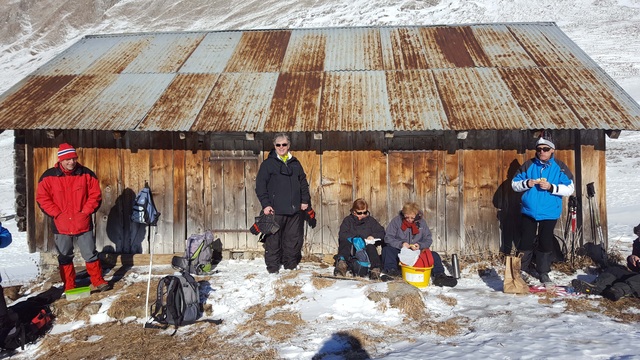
{"left": 138, "top": 73, "right": 220, "bottom": 131}
{"left": 318, "top": 71, "right": 392, "bottom": 131}
{"left": 264, "top": 72, "right": 323, "bottom": 132}
{"left": 471, "top": 25, "right": 538, "bottom": 68}
{"left": 178, "top": 32, "right": 242, "bottom": 73}
{"left": 385, "top": 70, "right": 447, "bottom": 130}
{"left": 281, "top": 31, "right": 326, "bottom": 72}
{"left": 34, "top": 75, "right": 120, "bottom": 129}
{"left": 497, "top": 67, "right": 582, "bottom": 129}
{"left": 508, "top": 24, "right": 588, "bottom": 68}
{"left": 81, "top": 36, "right": 155, "bottom": 75}
{"left": 73, "top": 73, "right": 176, "bottom": 130}
{"left": 324, "top": 28, "right": 384, "bottom": 71}
{"left": 224, "top": 30, "right": 291, "bottom": 73}
{"left": 434, "top": 68, "right": 529, "bottom": 130}
{"left": 32, "top": 37, "right": 122, "bottom": 76}
{"left": 191, "top": 72, "right": 279, "bottom": 132}
{"left": 122, "top": 33, "right": 205, "bottom": 73}
{"left": 543, "top": 66, "right": 640, "bottom": 129}
{"left": 0, "top": 75, "right": 76, "bottom": 129}
{"left": 417, "top": 26, "right": 489, "bottom": 68}
{"left": 380, "top": 27, "right": 431, "bottom": 70}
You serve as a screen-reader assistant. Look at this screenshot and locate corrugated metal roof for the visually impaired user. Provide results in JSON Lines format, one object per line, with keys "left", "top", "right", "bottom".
{"left": 1, "top": 22, "right": 639, "bottom": 132}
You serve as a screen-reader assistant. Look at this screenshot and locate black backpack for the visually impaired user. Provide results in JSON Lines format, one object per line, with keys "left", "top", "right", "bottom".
{"left": 0, "top": 301, "right": 54, "bottom": 351}
{"left": 131, "top": 184, "right": 160, "bottom": 226}
{"left": 149, "top": 271, "right": 201, "bottom": 334}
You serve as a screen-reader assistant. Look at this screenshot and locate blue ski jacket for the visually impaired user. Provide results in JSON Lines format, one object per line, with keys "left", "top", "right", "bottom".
{"left": 511, "top": 156, "right": 574, "bottom": 220}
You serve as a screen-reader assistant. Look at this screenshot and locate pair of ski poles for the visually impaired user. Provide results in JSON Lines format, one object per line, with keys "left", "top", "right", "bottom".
{"left": 586, "top": 182, "right": 605, "bottom": 246}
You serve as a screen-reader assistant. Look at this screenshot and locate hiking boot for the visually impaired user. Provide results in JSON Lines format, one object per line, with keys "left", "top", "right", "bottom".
{"left": 94, "top": 282, "right": 112, "bottom": 292}
{"left": 334, "top": 260, "right": 348, "bottom": 277}
{"left": 571, "top": 279, "right": 600, "bottom": 295}
{"left": 383, "top": 268, "right": 401, "bottom": 279}
{"left": 432, "top": 273, "right": 457, "bottom": 287}
{"left": 369, "top": 268, "right": 381, "bottom": 280}
{"left": 521, "top": 271, "right": 534, "bottom": 284}
{"left": 602, "top": 287, "right": 625, "bottom": 301}
{"left": 539, "top": 273, "right": 553, "bottom": 285}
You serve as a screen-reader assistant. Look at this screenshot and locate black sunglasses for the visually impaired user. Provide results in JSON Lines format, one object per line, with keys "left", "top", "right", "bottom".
{"left": 275, "top": 143, "right": 289, "bottom": 147}
{"left": 354, "top": 210, "right": 369, "bottom": 215}
{"left": 536, "top": 147, "right": 552, "bottom": 153}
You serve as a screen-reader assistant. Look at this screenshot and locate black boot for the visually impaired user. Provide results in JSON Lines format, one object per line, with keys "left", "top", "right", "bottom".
{"left": 519, "top": 250, "right": 535, "bottom": 274}
{"left": 602, "top": 282, "right": 632, "bottom": 301}
{"left": 432, "top": 273, "right": 457, "bottom": 287}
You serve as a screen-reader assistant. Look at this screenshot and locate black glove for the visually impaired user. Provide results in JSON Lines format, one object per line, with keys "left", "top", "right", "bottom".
{"left": 250, "top": 212, "right": 280, "bottom": 236}
{"left": 249, "top": 222, "right": 261, "bottom": 235}
{"left": 305, "top": 207, "right": 317, "bottom": 228}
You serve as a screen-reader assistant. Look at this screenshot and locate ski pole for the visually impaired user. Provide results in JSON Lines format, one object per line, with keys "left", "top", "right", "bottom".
{"left": 587, "top": 182, "right": 605, "bottom": 246}
{"left": 143, "top": 225, "right": 153, "bottom": 329}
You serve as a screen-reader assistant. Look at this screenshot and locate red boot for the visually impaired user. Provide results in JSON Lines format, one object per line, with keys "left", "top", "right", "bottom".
{"left": 59, "top": 264, "right": 76, "bottom": 291}
{"left": 86, "top": 261, "right": 109, "bottom": 292}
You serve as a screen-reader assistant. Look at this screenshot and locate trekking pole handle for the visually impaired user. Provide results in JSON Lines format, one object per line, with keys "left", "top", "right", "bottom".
{"left": 586, "top": 182, "right": 595, "bottom": 198}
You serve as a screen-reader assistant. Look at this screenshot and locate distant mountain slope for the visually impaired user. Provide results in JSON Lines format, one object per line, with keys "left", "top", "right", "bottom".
{"left": 2, "top": 0, "right": 640, "bottom": 96}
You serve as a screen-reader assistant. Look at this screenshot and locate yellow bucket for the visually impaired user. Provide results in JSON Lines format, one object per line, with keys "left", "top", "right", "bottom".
{"left": 400, "top": 263, "right": 433, "bottom": 288}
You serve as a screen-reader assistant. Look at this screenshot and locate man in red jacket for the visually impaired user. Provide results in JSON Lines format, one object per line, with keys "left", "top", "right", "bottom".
{"left": 36, "top": 143, "right": 109, "bottom": 292}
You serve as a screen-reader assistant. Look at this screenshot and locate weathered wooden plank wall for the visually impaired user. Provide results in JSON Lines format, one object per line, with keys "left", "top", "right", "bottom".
{"left": 23, "top": 129, "right": 608, "bottom": 257}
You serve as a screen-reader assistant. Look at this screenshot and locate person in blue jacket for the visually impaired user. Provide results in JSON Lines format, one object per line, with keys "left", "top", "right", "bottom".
{"left": 0, "top": 222, "right": 14, "bottom": 330}
{"left": 512, "top": 135, "right": 574, "bottom": 285}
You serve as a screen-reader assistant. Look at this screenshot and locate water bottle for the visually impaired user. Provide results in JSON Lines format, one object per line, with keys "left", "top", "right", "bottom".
{"left": 451, "top": 254, "right": 460, "bottom": 279}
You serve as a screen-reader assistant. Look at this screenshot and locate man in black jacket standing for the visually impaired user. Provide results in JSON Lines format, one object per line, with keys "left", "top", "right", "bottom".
{"left": 255, "top": 133, "right": 311, "bottom": 274}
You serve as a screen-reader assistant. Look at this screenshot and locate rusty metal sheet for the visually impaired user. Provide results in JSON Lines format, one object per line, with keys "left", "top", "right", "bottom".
{"left": 122, "top": 33, "right": 206, "bottom": 73}
{"left": 385, "top": 70, "right": 447, "bottom": 130}
{"left": 224, "top": 30, "right": 292, "bottom": 73}
{"left": 508, "top": 23, "right": 588, "bottom": 69}
{"left": 497, "top": 67, "right": 582, "bottom": 129}
{"left": 318, "top": 71, "right": 392, "bottom": 131}
{"left": 35, "top": 74, "right": 120, "bottom": 129}
{"left": 0, "top": 75, "right": 76, "bottom": 129}
{"left": 32, "top": 36, "right": 122, "bottom": 76}
{"left": 82, "top": 35, "right": 155, "bottom": 74}
{"left": 281, "top": 30, "right": 327, "bottom": 72}
{"left": 470, "top": 25, "right": 538, "bottom": 68}
{"left": 379, "top": 27, "right": 431, "bottom": 70}
{"left": 138, "top": 73, "right": 220, "bottom": 131}
{"left": 433, "top": 68, "right": 530, "bottom": 130}
{"left": 179, "top": 32, "right": 242, "bottom": 73}
{"left": 418, "top": 26, "right": 490, "bottom": 68}
{"left": 543, "top": 66, "right": 640, "bottom": 129}
{"left": 73, "top": 73, "right": 176, "bottom": 130}
{"left": 323, "top": 27, "right": 384, "bottom": 71}
{"left": 191, "top": 72, "right": 279, "bottom": 132}
{"left": 264, "top": 72, "right": 324, "bottom": 132}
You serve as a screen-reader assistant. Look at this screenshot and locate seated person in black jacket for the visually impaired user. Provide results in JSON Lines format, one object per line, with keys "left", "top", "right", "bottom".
{"left": 572, "top": 223, "right": 640, "bottom": 301}
{"left": 334, "top": 199, "right": 385, "bottom": 280}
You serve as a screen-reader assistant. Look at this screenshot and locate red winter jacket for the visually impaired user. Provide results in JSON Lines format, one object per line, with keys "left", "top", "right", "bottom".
{"left": 36, "top": 162, "right": 102, "bottom": 235}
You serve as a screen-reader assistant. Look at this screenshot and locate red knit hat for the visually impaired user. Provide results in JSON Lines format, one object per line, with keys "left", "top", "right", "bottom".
{"left": 57, "top": 143, "right": 77, "bottom": 161}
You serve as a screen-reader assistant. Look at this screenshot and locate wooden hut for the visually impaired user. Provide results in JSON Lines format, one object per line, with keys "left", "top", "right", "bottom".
{"left": 0, "top": 23, "right": 639, "bottom": 260}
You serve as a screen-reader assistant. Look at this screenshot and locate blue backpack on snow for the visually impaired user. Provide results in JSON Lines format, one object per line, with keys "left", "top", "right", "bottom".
{"left": 348, "top": 237, "right": 371, "bottom": 277}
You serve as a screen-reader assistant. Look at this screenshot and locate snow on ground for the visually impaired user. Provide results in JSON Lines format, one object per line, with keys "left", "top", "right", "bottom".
{"left": 1, "top": 0, "right": 640, "bottom": 358}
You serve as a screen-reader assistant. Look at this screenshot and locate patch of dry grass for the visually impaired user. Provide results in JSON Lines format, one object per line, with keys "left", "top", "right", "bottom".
{"left": 437, "top": 294, "right": 458, "bottom": 307}
{"left": 312, "top": 276, "right": 335, "bottom": 290}
{"left": 415, "top": 316, "right": 467, "bottom": 337}
{"left": 39, "top": 321, "right": 279, "bottom": 360}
